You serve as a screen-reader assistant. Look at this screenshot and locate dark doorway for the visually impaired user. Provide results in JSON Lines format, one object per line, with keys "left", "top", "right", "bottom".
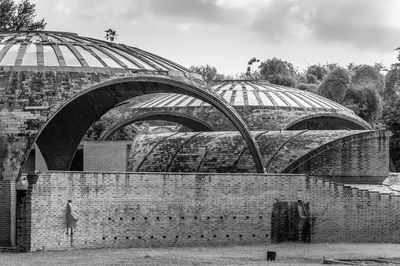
{"left": 271, "top": 200, "right": 311, "bottom": 243}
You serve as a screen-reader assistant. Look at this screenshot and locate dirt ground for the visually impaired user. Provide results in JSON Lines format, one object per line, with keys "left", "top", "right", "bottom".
{"left": 1, "top": 243, "right": 400, "bottom": 265}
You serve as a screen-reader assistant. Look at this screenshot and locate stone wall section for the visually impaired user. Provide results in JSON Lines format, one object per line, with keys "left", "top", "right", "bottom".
{"left": 17, "top": 172, "right": 400, "bottom": 251}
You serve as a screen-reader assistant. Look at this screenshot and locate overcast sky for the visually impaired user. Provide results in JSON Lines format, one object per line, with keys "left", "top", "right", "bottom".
{"left": 31, "top": 0, "right": 400, "bottom": 75}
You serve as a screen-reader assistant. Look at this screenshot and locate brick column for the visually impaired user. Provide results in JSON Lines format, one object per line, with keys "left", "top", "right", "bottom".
{"left": 16, "top": 173, "right": 38, "bottom": 252}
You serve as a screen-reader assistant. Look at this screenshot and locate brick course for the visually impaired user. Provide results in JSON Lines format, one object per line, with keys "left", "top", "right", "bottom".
{"left": 16, "top": 172, "right": 400, "bottom": 252}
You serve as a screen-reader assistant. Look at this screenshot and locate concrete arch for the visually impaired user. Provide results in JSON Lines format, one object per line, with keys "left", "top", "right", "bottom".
{"left": 100, "top": 112, "right": 216, "bottom": 140}
{"left": 30, "top": 76, "right": 264, "bottom": 173}
{"left": 285, "top": 113, "right": 371, "bottom": 130}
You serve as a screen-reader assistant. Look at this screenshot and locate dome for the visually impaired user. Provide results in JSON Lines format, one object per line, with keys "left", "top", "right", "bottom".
{"left": 0, "top": 31, "right": 188, "bottom": 73}
{"left": 100, "top": 80, "right": 371, "bottom": 139}
{"left": 136, "top": 80, "right": 350, "bottom": 113}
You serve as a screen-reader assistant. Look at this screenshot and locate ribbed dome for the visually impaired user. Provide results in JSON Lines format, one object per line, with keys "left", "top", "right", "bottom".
{"left": 0, "top": 31, "right": 188, "bottom": 72}
{"left": 135, "top": 80, "right": 352, "bottom": 112}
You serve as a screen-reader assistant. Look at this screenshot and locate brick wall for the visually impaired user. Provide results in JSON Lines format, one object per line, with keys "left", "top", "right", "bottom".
{"left": 17, "top": 172, "right": 400, "bottom": 251}
{"left": 286, "top": 131, "right": 390, "bottom": 184}
{"left": 88, "top": 130, "right": 390, "bottom": 183}
{"left": 0, "top": 179, "right": 15, "bottom": 246}
{"left": 83, "top": 141, "right": 130, "bottom": 172}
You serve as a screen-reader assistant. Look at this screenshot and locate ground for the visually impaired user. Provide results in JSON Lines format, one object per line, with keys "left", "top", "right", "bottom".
{"left": 1, "top": 243, "right": 400, "bottom": 265}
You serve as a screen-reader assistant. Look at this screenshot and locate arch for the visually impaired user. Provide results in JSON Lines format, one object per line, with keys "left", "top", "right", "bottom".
{"left": 100, "top": 112, "right": 215, "bottom": 140}
{"left": 281, "top": 130, "right": 377, "bottom": 174}
{"left": 285, "top": 113, "right": 371, "bottom": 130}
{"left": 30, "top": 76, "right": 264, "bottom": 174}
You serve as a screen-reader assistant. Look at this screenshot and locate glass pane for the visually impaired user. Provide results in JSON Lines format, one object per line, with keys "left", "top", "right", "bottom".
{"left": 21, "top": 44, "right": 37, "bottom": 66}
{"left": 74, "top": 45, "right": 103, "bottom": 67}
{"left": 89, "top": 47, "right": 122, "bottom": 68}
{"left": 58, "top": 45, "right": 81, "bottom": 66}
{"left": 104, "top": 47, "right": 139, "bottom": 69}
{"left": 113, "top": 49, "right": 154, "bottom": 69}
{"left": 43, "top": 45, "right": 60, "bottom": 66}
{"left": 0, "top": 45, "right": 19, "bottom": 65}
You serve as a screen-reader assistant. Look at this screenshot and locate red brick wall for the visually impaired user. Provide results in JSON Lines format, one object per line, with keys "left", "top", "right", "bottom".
{"left": 17, "top": 172, "right": 400, "bottom": 251}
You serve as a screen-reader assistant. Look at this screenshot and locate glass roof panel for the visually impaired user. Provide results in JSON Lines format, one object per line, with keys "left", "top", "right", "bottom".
{"left": 0, "top": 45, "right": 19, "bottom": 65}
{"left": 103, "top": 47, "right": 138, "bottom": 69}
{"left": 233, "top": 91, "right": 245, "bottom": 105}
{"left": 58, "top": 45, "right": 81, "bottom": 66}
{"left": 43, "top": 45, "right": 60, "bottom": 66}
{"left": 247, "top": 91, "right": 260, "bottom": 106}
{"left": 89, "top": 47, "right": 122, "bottom": 68}
{"left": 74, "top": 45, "right": 103, "bottom": 67}
{"left": 113, "top": 49, "right": 154, "bottom": 69}
{"left": 21, "top": 44, "right": 37, "bottom": 66}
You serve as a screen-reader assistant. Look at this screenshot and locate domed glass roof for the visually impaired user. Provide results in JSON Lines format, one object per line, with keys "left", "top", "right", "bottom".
{"left": 0, "top": 31, "right": 188, "bottom": 72}
{"left": 134, "top": 80, "right": 352, "bottom": 112}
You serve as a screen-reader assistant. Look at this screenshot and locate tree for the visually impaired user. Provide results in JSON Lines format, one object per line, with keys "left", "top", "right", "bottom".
{"left": 382, "top": 96, "right": 400, "bottom": 171}
{"left": 189, "top": 65, "right": 225, "bottom": 82}
{"left": 258, "top": 57, "right": 297, "bottom": 87}
{"left": 305, "top": 64, "right": 328, "bottom": 84}
{"left": 318, "top": 67, "right": 350, "bottom": 103}
{"left": 351, "top": 64, "right": 385, "bottom": 95}
{"left": 105, "top": 28, "right": 117, "bottom": 42}
{"left": 342, "top": 83, "right": 382, "bottom": 124}
{"left": 384, "top": 67, "right": 400, "bottom": 101}
{"left": 0, "top": 0, "right": 46, "bottom": 31}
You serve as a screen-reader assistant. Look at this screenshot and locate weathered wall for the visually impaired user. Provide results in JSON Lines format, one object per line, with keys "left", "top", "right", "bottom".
{"left": 83, "top": 141, "right": 130, "bottom": 172}
{"left": 0, "top": 179, "right": 15, "bottom": 246}
{"left": 16, "top": 172, "right": 400, "bottom": 252}
{"left": 83, "top": 130, "right": 390, "bottom": 183}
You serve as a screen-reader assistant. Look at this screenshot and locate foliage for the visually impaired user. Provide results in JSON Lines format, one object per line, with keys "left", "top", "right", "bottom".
{"left": 318, "top": 67, "right": 350, "bottom": 103}
{"left": 305, "top": 64, "right": 328, "bottom": 84}
{"left": 342, "top": 83, "right": 382, "bottom": 124}
{"left": 296, "top": 83, "right": 318, "bottom": 94}
{"left": 105, "top": 28, "right": 117, "bottom": 42}
{"left": 384, "top": 66, "right": 400, "bottom": 101}
{"left": 351, "top": 64, "right": 385, "bottom": 94}
{"left": 244, "top": 57, "right": 261, "bottom": 80}
{"left": 258, "top": 57, "right": 297, "bottom": 86}
{"left": 85, "top": 109, "right": 148, "bottom": 141}
{"left": 382, "top": 97, "right": 400, "bottom": 171}
{"left": 0, "top": 0, "right": 46, "bottom": 31}
{"left": 189, "top": 64, "right": 225, "bottom": 82}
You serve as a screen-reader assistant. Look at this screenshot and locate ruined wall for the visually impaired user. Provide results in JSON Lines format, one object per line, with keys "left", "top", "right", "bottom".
{"left": 17, "top": 172, "right": 400, "bottom": 252}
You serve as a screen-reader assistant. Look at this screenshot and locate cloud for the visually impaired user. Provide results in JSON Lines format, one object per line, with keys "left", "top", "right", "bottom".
{"left": 249, "top": 0, "right": 400, "bottom": 51}
{"left": 36, "top": 0, "right": 400, "bottom": 51}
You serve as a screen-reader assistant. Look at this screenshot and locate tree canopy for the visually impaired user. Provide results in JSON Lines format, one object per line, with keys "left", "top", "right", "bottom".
{"left": 318, "top": 67, "right": 350, "bottom": 103}
{"left": 189, "top": 65, "right": 226, "bottom": 82}
{"left": 258, "top": 57, "right": 297, "bottom": 87}
{"left": 0, "top": 0, "right": 46, "bottom": 31}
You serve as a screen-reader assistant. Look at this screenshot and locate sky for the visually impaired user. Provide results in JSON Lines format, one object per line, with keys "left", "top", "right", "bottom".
{"left": 30, "top": 0, "right": 400, "bottom": 75}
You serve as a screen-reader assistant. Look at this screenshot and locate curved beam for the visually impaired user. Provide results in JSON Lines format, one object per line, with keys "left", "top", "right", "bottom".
{"left": 100, "top": 112, "right": 215, "bottom": 140}
{"left": 285, "top": 113, "right": 371, "bottom": 130}
{"left": 32, "top": 76, "right": 264, "bottom": 173}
